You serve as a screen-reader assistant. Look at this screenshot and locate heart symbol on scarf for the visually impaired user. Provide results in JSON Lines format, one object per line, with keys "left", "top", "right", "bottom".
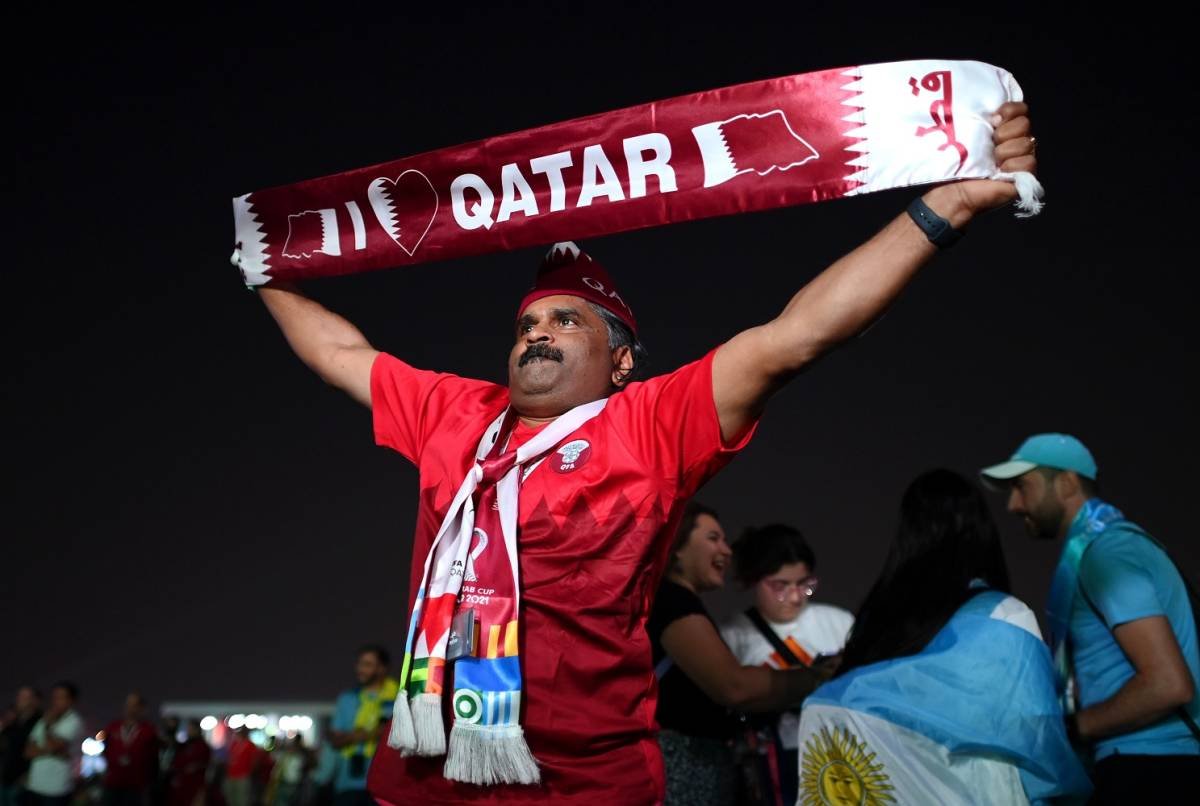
{"left": 367, "top": 170, "right": 439, "bottom": 256}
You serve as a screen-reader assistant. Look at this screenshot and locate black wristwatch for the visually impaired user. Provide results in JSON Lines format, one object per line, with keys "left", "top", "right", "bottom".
{"left": 907, "top": 197, "right": 964, "bottom": 248}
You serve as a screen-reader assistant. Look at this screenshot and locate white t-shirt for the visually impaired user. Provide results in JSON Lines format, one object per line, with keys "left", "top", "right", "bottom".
{"left": 721, "top": 602, "right": 854, "bottom": 669}
{"left": 721, "top": 603, "right": 854, "bottom": 749}
{"left": 27, "top": 710, "right": 84, "bottom": 796}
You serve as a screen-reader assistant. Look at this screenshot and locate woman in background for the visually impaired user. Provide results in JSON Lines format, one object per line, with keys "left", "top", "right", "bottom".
{"left": 167, "top": 720, "right": 210, "bottom": 806}
{"left": 648, "top": 502, "right": 826, "bottom": 805}
{"left": 796, "top": 469, "right": 1091, "bottom": 805}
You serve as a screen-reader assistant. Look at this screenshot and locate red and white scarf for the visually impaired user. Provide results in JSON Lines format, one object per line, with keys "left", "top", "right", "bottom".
{"left": 387, "top": 399, "right": 607, "bottom": 785}
{"left": 231, "top": 59, "right": 1040, "bottom": 286}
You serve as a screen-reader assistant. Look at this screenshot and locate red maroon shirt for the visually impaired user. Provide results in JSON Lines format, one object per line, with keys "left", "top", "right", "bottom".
{"left": 367, "top": 349, "right": 754, "bottom": 805}
{"left": 102, "top": 719, "right": 159, "bottom": 790}
{"left": 226, "top": 736, "right": 261, "bottom": 779}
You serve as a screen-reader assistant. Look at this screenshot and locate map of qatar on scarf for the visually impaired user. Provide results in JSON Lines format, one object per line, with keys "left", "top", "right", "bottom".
{"left": 231, "top": 59, "right": 1037, "bottom": 287}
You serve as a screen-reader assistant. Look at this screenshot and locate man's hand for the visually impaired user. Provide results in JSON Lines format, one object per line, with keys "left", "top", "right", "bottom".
{"left": 939, "top": 102, "right": 1037, "bottom": 224}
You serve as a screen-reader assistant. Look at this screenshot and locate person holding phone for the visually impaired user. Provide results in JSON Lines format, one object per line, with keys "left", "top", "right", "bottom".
{"left": 720, "top": 524, "right": 853, "bottom": 805}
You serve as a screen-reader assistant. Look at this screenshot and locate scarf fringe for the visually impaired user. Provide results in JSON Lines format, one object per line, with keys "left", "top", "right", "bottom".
{"left": 412, "top": 693, "right": 447, "bottom": 756}
{"left": 1012, "top": 171, "right": 1044, "bottom": 218}
{"left": 994, "top": 169, "right": 1044, "bottom": 218}
{"left": 443, "top": 721, "right": 541, "bottom": 786}
{"left": 386, "top": 694, "right": 417, "bottom": 753}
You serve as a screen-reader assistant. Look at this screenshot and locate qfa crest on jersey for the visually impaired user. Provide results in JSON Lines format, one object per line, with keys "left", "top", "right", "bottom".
{"left": 551, "top": 439, "right": 592, "bottom": 474}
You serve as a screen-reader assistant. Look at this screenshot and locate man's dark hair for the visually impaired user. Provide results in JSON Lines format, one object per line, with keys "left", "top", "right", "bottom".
{"left": 588, "top": 303, "right": 649, "bottom": 387}
{"left": 357, "top": 644, "right": 391, "bottom": 666}
{"left": 732, "top": 524, "right": 817, "bottom": 587}
{"left": 837, "top": 469, "right": 1011, "bottom": 678}
{"left": 52, "top": 681, "right": 79, "bottom": 702}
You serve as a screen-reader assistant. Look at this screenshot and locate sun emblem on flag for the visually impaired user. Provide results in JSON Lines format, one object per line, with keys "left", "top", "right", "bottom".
{"left": 799, "top": 726, "right": 894, "bottom": 806}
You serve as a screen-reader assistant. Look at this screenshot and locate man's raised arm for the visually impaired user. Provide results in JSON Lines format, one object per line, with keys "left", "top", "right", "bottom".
{"left": 712, "top": 102, "right": 1036, "bottom": 442}
{"left": 259, "top": 282, "right": 379, "bottom": 407}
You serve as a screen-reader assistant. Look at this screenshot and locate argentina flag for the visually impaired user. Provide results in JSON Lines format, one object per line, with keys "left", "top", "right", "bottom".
{"left": 797, "top": 590, "right": 1091, "bottom": 805}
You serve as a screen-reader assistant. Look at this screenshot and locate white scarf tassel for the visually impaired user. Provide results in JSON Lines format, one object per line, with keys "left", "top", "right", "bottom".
{"left": 443, "top": 722, "right": 540, "bottom": 785}
{"left": 1011, "top": 170, "right": 1044, "bottom": 217}
{"left": 412, "top": 693, "right": 447, "bottom": 756}
{"left": 386, "top": 693, "right": 417, "bottom": 752}
{"left": 992, "top": 169, "right": 1044, "bottom": 218}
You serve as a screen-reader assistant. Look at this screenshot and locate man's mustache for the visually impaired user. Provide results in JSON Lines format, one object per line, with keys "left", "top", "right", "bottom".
{"left": 518, "top": 344, "right": 565, "bottom": 367}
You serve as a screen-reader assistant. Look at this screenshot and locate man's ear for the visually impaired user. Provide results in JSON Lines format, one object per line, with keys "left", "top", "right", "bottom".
{"left": 1055, "top": 470, "right": 1082, "bottom": 500}
{"left": 611, "top": 345, "right": 634, "bottom": 387}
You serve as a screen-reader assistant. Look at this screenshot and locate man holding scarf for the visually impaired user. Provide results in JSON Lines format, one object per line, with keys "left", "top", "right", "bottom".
{"left": 256, "top": 102, "right": 1035, "bottom": 804}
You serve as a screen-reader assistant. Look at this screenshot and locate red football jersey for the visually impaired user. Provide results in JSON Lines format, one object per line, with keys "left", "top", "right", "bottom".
{"left": 367, "top": 348, "right": 754, "bottom": 805}
{"left": 101, "top": 719, "right": 159, "bottom": 790}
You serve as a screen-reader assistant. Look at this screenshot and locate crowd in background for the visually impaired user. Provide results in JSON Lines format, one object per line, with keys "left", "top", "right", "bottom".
{"left": 646, "top": 436, "right": 1200, "bottom": 805}
{"left": 0, "top": 690, "right": 332, "bottom": 806}
{"left": 5, "top": 436, "right": 1198, "bottom": 805}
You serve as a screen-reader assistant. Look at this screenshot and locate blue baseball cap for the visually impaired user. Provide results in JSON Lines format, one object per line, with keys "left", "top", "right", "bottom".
{"left": 980, "top": 433, "right": 1098, "bottom": 485}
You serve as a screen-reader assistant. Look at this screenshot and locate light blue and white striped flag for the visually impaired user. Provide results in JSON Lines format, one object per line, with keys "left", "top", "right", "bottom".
{"left": 797, "top": 590, "right": 1091, "bottom": 805}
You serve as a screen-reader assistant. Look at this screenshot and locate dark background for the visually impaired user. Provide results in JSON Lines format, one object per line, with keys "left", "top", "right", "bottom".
{"left": 5, "top": 4, "right": 1196, "bottom": 727}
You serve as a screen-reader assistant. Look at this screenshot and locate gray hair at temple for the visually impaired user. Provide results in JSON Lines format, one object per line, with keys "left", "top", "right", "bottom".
{"left": 587, "top": 302, "right": 649, "bottom": 387}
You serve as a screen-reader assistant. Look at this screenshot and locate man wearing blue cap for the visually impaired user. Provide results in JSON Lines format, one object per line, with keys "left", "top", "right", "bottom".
{"left": 982, "top": 434, "right": 1200, "bottom": 800}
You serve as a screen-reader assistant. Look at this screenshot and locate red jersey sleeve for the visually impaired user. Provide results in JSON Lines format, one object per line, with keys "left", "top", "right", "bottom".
{"left": 611, "top": 347, "right": 757, "bottom": 497}
{"left": 370, "top": 353, "right": 498, "bottom": 464}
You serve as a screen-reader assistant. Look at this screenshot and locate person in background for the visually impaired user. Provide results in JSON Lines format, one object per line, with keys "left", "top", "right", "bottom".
{"left": 797, "top": 469, "right": 1091, "bottom": 804}
{"left": 252, "top": 745, "right": 273, "bottom": 806}
{"left": 24, "top": 683, "right": 84, "bottom": 806}
{"left": 327, "top": 646, "right": 397, "bottom": 806}
{"left": 1, "top": 687, "right": 43, "bottom": 806}
{"left": 981, "top": 433, "right": 1199, "bottom": 800}
{"left": 101, "top": 693, "right": 160, "bottom": 806}
{"left": 305, "top": 741, "right": 335, "bottom": 806}
{"left": 721, "top": 524, "right": 853, "bottom": 806}
{"left": 221, "top": 729, "right": 259, "bottom": 806}
{"left": 267, "top": 739, "right": 306, "bottom": 806}
{"left": 155, "top": 716, "right": 180, "bottom": 806}
{"left": 166, "top": 721, "right": 209, "bottom": 806}
{"left": 648, "top": 502, "right": 827, "bottom": 805}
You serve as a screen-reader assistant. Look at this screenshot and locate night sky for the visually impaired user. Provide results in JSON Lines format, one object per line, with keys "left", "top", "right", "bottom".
{"left": 6, "top": 6, "right": 1196, "bottom": 729}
